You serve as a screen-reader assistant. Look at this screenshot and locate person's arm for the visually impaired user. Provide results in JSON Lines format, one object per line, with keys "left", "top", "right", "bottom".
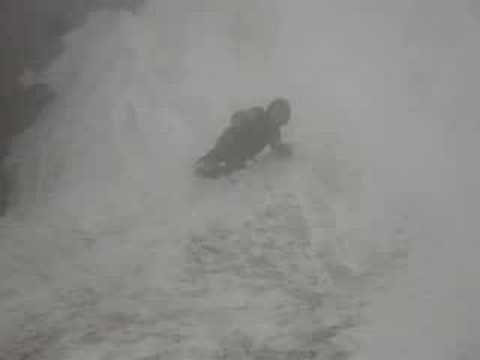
{"left": 268, "top": 127, "right": 283, "bottom": 150}
{"left": 268, "top": 127, "right": 293, "bottom": 156}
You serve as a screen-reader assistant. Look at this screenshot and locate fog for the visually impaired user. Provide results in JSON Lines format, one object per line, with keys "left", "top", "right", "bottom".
{"left": 1, "top": 0, "right": 479, "bottom": 359}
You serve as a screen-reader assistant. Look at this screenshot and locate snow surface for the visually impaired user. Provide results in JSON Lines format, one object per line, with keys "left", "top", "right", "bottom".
{"left": 1, "top": 0, "right": 479, "bottom": 359}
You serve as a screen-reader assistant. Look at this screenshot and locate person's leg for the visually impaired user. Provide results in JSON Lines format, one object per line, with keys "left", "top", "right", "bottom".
{"left": 223, "top": 158, "right": 246, "bottom": 175}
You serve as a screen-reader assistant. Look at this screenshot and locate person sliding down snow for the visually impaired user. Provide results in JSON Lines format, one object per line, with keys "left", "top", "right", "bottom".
{"left": 195, "top": 98, "right": 292, "bottom": 178}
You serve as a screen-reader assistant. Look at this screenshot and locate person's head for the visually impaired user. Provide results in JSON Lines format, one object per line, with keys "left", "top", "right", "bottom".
{"left": 267, "top": 98, "right": 291, "bottom": 127}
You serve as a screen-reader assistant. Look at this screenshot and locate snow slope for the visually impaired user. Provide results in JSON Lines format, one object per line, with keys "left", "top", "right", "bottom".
{"left": 1, "top": 1, "right": 479, "bottom": 359}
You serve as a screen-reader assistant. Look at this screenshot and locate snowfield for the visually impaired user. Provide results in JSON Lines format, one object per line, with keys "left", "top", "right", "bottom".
{"left": 1, "top": 1, "right": 479, "bottom": 359}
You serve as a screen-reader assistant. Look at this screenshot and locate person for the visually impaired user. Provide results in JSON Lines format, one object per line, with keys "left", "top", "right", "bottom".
{"left": 195, "top": 98, "right": 292, "bottom": 178}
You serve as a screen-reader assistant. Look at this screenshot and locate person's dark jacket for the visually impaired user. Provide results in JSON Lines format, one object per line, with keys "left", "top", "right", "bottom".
{"left": 204, "top": 106, "right": 281, "bottom": 171}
